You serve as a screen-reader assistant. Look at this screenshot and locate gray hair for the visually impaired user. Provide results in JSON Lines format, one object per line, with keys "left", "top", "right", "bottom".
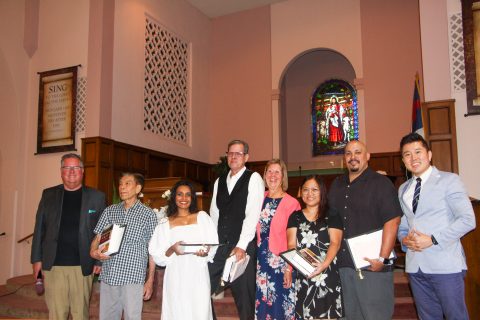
{"left": 227, "top": 139, "right": 249, "bottom": 154}
{"left": 61, "top": 153, "right": 84, "bottom": 168}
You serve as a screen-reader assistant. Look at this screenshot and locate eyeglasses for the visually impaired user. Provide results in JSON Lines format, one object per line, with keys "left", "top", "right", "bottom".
{"left": 301, "top": 188, "right": 320, "bottom": 194}
{"left": 226, "top": 151, "right": 246, "bottom": 158}
{"left": 61, "top": 166, "right": 83, "bottom": 171}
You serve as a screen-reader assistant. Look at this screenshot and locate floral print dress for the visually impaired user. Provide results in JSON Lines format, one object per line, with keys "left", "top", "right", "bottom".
{"left": 287, "top": 210, "right": 344, "bottom": 320}
{"left": 255, "top": 197, "right": 296, "bottom": 320}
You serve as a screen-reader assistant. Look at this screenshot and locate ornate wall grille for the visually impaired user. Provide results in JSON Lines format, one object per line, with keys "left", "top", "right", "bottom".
{"left": 76, "top": 77, "right": 87, "bottom": 133}
{"left": 449, "top": 13, "right": 466, "bottom": 91}
{"left": 144, "top": 17, "right": 189, "bottom": 143}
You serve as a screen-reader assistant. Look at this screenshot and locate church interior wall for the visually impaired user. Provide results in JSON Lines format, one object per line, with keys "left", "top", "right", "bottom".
{"left": 421, "top": 0, "right": 480, "bottom": 198}
{"left": 281, "top": 50, "right": 356, "bottom": 170}
{"left": 0, "top": 0, "right": 91, "bottom": 283}
{"left": 359, "top": 0, "right": 424, "bottom": 153}
{"left": 109, "top": 0, "right": 213, "bottom": 163}
{"left": 209, "top": 6, "right": 273, "bottom": 162}
{"left": 0, "top": 0, "right": 478, "bottom": 285}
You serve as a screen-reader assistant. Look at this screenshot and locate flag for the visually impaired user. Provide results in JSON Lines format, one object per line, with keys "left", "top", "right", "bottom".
{"left": 411, "top": 74, "right": 424, "bottom": 137}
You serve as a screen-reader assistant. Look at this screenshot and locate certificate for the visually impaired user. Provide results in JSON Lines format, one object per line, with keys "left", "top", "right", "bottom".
{"left": 180, "top": 243, "right": 223, "bottom": 254}
{"left": 280, "top": 248, "right": 324, "bottom": 278}
{"left": 345, "top": 229, "right": 395, "bottom": 269}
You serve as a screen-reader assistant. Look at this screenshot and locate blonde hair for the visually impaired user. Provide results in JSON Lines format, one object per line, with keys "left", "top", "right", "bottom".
{"left": 263, "top": 159, "right": 289, "bottom": 191}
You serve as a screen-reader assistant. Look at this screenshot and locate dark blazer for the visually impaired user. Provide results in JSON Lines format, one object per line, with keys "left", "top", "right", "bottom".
{"left": 31, "top": 184, "right": 106, "bottom": 276}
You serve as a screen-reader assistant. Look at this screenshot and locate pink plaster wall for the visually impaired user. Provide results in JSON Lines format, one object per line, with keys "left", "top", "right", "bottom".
{"left": 360, "top": 0, "right": 423, "bottom": 152}
{"left": 109, "top": 0, "right": 212, "bottom": 162}
{"left": 271, "top": 0, "right": 364, "bottom": 89}
{"left": 210, "top": 6, "right": 273, "bottom": 161}
{"left": 85, "top": 0, "right": 115, "bottom": 138}
{"left": 0, "top": 0, "right": 29, "bottom": 286}
{"left": 0, "top": 0, "right": 91, "bottom": 283}
{"left": 420, "top": 0, "right": 480, "bottom": 198}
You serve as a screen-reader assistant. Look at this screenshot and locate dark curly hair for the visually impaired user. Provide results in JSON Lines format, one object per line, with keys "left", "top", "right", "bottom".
{"left": 300, "top": 175, "right": 328, "bottom": 222}
{"left": 166, "top": 180, "right": 198, "bottom": 217}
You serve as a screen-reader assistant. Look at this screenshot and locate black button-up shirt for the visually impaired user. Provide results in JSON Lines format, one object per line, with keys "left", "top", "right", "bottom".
{"left": 328, "top": 167, "right": 403, "bottom": 268}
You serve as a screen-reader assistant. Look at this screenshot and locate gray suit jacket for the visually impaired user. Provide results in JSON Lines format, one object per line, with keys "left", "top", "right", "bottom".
{"left": 31, "top": 185, "right": 106, "bottom": 276}
{"left": 398, "top": 167, "right": 476, "bottom": 274}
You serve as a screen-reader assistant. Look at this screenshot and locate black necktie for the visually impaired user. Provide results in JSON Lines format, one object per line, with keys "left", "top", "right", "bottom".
{"left": 412, "top": 177, "right": 422, "bottom": 214}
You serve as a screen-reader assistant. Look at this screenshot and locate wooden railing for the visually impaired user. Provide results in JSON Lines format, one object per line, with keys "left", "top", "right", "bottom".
{"left": 17, "top": 233, "right": 33, "bottom": 243}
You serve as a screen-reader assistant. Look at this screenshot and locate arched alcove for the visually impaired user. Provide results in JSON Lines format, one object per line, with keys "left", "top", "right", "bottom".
{"left": 278, "top": 49, "right": 356, "bottom": 171}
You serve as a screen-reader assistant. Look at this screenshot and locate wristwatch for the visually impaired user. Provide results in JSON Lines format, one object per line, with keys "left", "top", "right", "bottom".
{"left": 378, "top": 257, "right": 394, "bottom": 265}
{"left": 431, "top": 235, "right": 439, "bottom": 245}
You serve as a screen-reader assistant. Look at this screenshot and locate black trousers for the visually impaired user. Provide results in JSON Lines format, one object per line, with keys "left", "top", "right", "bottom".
{"left": 209, "top": 240, "right": 256, "bottom": 320}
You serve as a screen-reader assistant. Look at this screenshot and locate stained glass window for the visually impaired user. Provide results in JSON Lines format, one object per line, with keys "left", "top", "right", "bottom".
{"left": 312, "top": 79, "right": 358, "bottom": 156}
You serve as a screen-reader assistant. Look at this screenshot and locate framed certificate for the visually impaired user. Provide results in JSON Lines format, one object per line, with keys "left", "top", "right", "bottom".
{"left": 280, "top": 248, "right": 324, "bottom": 278}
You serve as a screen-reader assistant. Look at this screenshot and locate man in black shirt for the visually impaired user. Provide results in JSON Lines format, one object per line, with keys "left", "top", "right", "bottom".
{"left": 31, "top": 153, "right": 105, "bottom": 320}
{"left": 328, "top": 140, "right": 402, "bottom": 320}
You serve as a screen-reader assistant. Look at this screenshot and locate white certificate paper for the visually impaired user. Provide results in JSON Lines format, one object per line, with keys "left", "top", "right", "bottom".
{"left": 346, "top": 229, "right": 395, "bottom": 269}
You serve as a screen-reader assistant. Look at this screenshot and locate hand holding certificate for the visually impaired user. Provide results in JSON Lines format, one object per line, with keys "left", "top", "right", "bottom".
{"left": 345, "top": 229, "right": 395, "bottom": 270}
{"left": 221, "top": 254, "right": 250, "bottom": 284}
{"left": 98, "top": 224, "right": 126, "bottom": 256}
{"left": 180, "top": 243, "right": 223, "bottom": 256}
{"left": 280, "top": 248, "right": 325, "bottom": 278}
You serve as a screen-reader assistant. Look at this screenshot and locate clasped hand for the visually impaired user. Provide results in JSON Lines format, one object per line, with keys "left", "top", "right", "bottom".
{"left": 402, "top": 229, "right": 433, "bottom": 252}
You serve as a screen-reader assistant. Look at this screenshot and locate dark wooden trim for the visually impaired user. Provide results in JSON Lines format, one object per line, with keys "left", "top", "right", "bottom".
{"left": 82, "top": 137, "right": 215, "bottom": 203}
{"left": 17, "top": 233, "right": 33, "bottom": 244}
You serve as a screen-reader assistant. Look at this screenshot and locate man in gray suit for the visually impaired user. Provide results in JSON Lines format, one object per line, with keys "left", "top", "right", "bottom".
{"left": 398, "top": 133, "right": 476, "bottom": 320}
{"left": 31, "top": 153, "right": 106, "bottom": 320}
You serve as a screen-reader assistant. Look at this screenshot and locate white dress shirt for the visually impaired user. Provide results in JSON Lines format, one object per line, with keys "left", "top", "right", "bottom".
{"left": 403, "top": 165, "right": 433, "bottom": 212}
{"left": 210, "top": 166, "right": 265, "bottom": 250}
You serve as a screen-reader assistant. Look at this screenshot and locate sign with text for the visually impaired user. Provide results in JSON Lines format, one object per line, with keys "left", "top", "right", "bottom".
{"left": 36, "top": 66, "right": 78, "bottom": 154}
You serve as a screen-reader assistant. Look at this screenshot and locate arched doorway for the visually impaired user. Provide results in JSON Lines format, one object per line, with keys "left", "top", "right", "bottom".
{"left": 277, "top": 49, "right": 357, "bottom": 171}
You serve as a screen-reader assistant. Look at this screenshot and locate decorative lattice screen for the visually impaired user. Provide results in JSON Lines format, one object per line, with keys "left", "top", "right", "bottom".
{"left": 144, "top": 17, "right": 189, "bottom": 143}
{"left": 449, "top": 13, "right": 466, "bottom": 91}
{"left": 76, "top": 77, "right": 87, "bottom": 133}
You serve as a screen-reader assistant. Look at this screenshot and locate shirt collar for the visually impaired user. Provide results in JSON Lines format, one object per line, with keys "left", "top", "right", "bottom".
{"left": 413, "top": 165, "right": 433, "bottom": 183}
{"left": 228, "top": 166, "right": 246, "bottom": 181}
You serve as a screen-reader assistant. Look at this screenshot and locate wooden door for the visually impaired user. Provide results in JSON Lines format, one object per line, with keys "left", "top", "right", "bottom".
{"left": 422, "top": 99, "right": 458, "bottom": 173}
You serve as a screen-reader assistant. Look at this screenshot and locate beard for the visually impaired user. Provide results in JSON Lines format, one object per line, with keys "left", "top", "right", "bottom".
{"left": 347, "top": 160, "right": 360, "bottom": 172}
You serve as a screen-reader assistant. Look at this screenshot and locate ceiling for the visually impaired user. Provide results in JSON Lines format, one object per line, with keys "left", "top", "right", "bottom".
{"left": 185, "top": 0, "right": 288, "bottom": 18}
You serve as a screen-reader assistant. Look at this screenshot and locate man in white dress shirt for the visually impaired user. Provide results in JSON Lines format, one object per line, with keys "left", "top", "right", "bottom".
{"left": 398, "top": 132, "right": 475, "bottom": 320}
{"left": 209, "top": 139, "right": 265, "bottom": 320}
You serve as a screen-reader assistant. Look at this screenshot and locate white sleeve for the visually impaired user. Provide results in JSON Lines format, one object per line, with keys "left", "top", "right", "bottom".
{"left": 198, "top": 211, "right": 219, "bottom": 263}
{"left": 148, "top": 222, "right": 172, "bottom": 267}
{"left": 236, "top": 172, "right": 265, "bottom": 250}
{"left": 209, "top": 178, "right": 220, "bottom": 229}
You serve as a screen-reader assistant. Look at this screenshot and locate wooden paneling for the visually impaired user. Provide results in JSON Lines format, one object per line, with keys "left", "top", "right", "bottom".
{"left": 368, "top": 152, "right": 406, "bottom": 188}
{"left": 171, "top": 159, "right": 186, "bottom": 177}
{"left": 82, "top": 137, "right": 213, "bottom": 203}
{"left": 247, "top": 161, "right": 267, "bottom": 177}
{"left": 142, "top": 177, "right": 206, "bottom": 209}
{"left": 422, "top": 99, "right": 458, "bottom": 173}
{"left": 149, "top": 156, "right": 170, "bottom": 177}
{"left": 114, "top": 145, "right": 129, "bottom": 169}
{"left": 131, "top": 150, "right": 146, "bottom": 172}
{"left": 462, "top": 200, "right": 480, "bottom": 319}
{"left": 430, "top": 140, "right": 454, "bottom": 173}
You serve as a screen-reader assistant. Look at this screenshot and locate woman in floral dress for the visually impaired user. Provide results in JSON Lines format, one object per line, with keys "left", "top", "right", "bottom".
{"left": 287, "top": 175, "right": 344, "bottom": 319}
{"left": 255, "top": 159, "right": 300, "bottom": 319}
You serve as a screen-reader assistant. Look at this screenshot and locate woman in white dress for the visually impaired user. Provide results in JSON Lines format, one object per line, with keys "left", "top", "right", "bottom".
{"left": 149, "top": 180, "right": 218, "bottom": 320}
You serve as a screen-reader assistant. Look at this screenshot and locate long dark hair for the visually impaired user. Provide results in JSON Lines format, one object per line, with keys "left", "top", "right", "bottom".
{"left": 166, "top": 180, "right": 198, "bottom": 217}
{"left": 300, "top": 175, "right": 328, "bottom": 222}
